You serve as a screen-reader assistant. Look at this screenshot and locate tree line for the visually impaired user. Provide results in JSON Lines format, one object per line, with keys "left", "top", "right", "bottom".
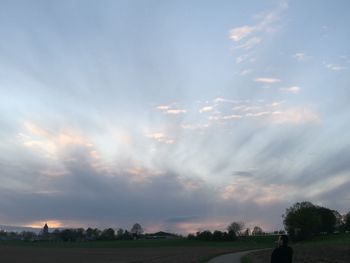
{"left": 0, "top": 223, "right": 144, "bottom": 242}
{"left": 0, "top": 201, "right": 349, "bottom": 242}
{"left": 283, "top": 201, "right": 350, "bottom": 241}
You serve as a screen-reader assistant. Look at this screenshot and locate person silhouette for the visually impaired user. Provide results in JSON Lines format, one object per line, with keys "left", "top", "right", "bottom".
{"left": 270, "top": 234, "right": 293, "bottom": 263}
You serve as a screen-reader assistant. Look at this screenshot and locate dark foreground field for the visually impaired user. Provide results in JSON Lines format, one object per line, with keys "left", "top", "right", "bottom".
{"left": 0, "top": 237, "right": 274, "bottom": 263}
{"left": 0, "top": 246, "right": 238, "bottom": 263}
{"left": 245, "top": 234, "right": 350, "bottom": 263}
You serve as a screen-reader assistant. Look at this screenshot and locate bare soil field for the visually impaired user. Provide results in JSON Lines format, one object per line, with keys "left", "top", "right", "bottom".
{"left": 0, "top": 246, "right": 242, "bottom": 263}
{"left": 247, "top": 244, "right": 350, "bottom": 263}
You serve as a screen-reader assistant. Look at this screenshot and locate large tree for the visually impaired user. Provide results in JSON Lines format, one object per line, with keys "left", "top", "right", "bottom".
{"left": 252, "top": 226, "right": 263, "bottom": 236}
{"left": 227, "top": 221, "right": 244, "bottom": 236}
{"left": 283, "top": 201, "right": 336, "bottom": 240}
{"left": 344, "top": 212, "right": 350, "bottom": 231}
{"left": 130, "top": 223, "right": 143, "bottom": 236}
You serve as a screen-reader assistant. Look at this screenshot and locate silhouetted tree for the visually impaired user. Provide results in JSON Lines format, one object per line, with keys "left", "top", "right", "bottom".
{"left": 212, "top": 230, "right": 224, "bottom": 240}
{"left": 20, "top": 231, "right": 36, "bottom": 241}
{"left": 283, "top": 201, "right": 336, "bottom": 240}
{"left": 332, "top": 210, "right": 343, "bottom": 231}
{"left": 344, "top": 212, "right": 350, "bottom": 231}
{"left": 85, "top": 228, "right": 101, "bottom": 241}
{"left": 116, "top": 228, "right": 124, "bottom": 239}
{"left": 252, "top": 226, "right": 263, "bottom": 235}
{"left": 243, "top": 228, "right": 250, "bottom": 236}
{"left": 227, "top": 221, "right": 244, "bottom": 236}
{"left": 130, "top": 223, "right": 143, "bottom": 237}
{"left": 197, "top": 230, "right": 213, "bottom": 241}
{"left": 101, "top": 228, "right": 115, "bottom": 240}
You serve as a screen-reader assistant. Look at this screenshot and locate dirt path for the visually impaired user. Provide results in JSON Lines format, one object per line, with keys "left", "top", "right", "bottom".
{"left": 208, "top": 249, "right": 269, "bottom": 263}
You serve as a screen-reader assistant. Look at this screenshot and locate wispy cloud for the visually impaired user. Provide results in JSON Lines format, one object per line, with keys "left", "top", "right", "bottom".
{"left": 255, "top": 77, "right": 281, "bottom": 84}
{"left": 181, "top": 123, "right": 210, "bottom": 130}
{"left": 293, "top": 52, "right": 306, "bottom": 61}
{"left": 166, "top": 109, "right": 187, "bottom": 114}
{"left": 209, "top": 115, "right": 242, "bottom": 121}
{"left": 325, "top": 63, "right": 347, "bottom": 71}
{"left": 234, "top": 37, "right": 262, "bottom": 50}
{"left": 214, "top": 97, "right": 238, "bottom": 104}
{"left": 229, "top": 1, "right": 288, "bottom": 50}
{"left": 156, "top": 105, "right": 171, "bottom": 110}
{"left": 199, "top": 106, "right": 214, "bottom": 113}
{"left": 280, "top": 86, "right": 301, "bottom": 94}
{"left": 271, "top": 108, "right": 320, "bottom": 124}
{"left": 238, "top": 69, "right": 253, "bottom": 76}
{"left": 246, "top": 111, "right": 270, "bottom": 117}
{"left": 145, "top": 132, "right": 175, "bottom": 144}
{"left": 155, "top": 104, "right": 187, "bottom": 114}
{"left": 229, "top": 26, "right": 255, "bottom": 42}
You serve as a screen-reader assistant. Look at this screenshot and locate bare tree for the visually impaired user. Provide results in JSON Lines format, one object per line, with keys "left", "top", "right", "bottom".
{"left": 252, "top": 226, "right": 263, "bottom": 235}
{"left": 227, "top": 221, "right": 244, "bottom": 236}
{"left": 130, "top": 223, "right": 143, "bottom": 236}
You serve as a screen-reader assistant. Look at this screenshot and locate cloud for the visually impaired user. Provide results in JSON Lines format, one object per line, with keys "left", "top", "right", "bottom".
{"left": 325, "top": 63, "right": 347, "bottom": 71}
{"left": 156, "top": 105, "right": 171, "bottom": 110}
{"left": 246, "top": 111, "right": 270, "bottom": 117}
{"left": 40, "top": 169, "right": 69, "bottom": 177}
{"left": 293, "top": 53, "right": 306, "bottom": 61}
{"left": 234, "top": 37, "right": 262, "bottom": 50}
{"left": 181, "top": 123, "right": 210, "bottom": 130}
{"left": 221, "top": 177, "right": 293, "bottom": 206}
{"left": 229, "top": 26, "right": 255, "bottom": 42}
{"left": 229, "top": 1, "right": 288, "bottom": 50}
{"left": 255, "top": 77, "right": 281, "bottom": 84}
{"left": 145, "top": 132, "right": 175, "bottom": 144}
{"left": 214, "top": 97, "right": 237, "bottom": 104}
{"left": 239, "top": 69, "right": 253, "bottom": 76}
{"left": 126, "top": 166, "right": 163, "bottom": 182}
{"left": 166, "top": 109, "right": 187, "bottom": 114}
{"left": 271, "top": 108, "right": 320, "bottom": 124}
{"left": 155, "top": 104, "right": 187, "bottom": 115}
{"left": 280, "top": 86, "right": 301, "bottom": 94}
{"left": 232, "top": 171, "right": 255, "bottom": 177}
{"left": 20, "top": 122, "right": 94, "bottom": 159}
{"left": 199, "top": 106, "right": 214, "bottom": 113}
{"left": 209, "top": 115, "right": 243, "bottom": 121}
{"left": 25, "top": 220, "right": 63, "bottom": 228}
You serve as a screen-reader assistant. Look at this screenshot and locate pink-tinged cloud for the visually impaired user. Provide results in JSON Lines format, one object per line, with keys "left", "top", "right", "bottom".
{"left": 181, "top": 123, "right": 210, "bottom": 130}
{"left": 271, "top": 107, "right": 320, "bottom": 124}
{"left": 209, "top": 115, "right": 242, "bottom": 121}
{"left": 293, "top": 52, "right": 306, "bottom": 61}
{"left": 21, "top": 122, "right": 94, "bottom": 157}
{"left": 40, "top": 169, "right": 69, "bottom": 177}
{"left": 156, "top": 105, "right": 171, "bottom": 110}
{"left": 246, "top": 111, "right": 270, "bottom": 117}
{"left": 280, "top": 86, "right": 301, "bottom": 94}
{"left": 254, "top": 77, "right": 281, "bottom": 84}
{"left": 229, "top": 25, "right": 255, "bottom": 41}
{"left": 234, "top": 37, "right": 262, "bottom": 50}
{"left": 221, "top": 178, "right": 292, "bottom": 206}
{"left": 325, "top": 63, "right": 347, "bottom": 71}
{"left": 166, "top": 109, "right": 187, "bottom": 114}
{"left": 126, "top": 166, "right": 163, "bottom": 183}
{"left": 25, "top": 220, "right": 63, "bottom": 228}
{"left": 145, "top": 132, "right": 175, "bottom": 144}
{"left": 199, "top": 106, "right": 214, "bottom": 113}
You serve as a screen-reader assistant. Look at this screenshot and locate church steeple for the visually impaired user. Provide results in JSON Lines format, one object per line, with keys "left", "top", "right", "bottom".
{"left": 43, "top": 223, "right": 49, "bottom": 235}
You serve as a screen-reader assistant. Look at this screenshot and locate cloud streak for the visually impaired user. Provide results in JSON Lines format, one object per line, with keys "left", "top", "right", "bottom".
{"left": 255, "top": 77, "right": 281, "bottom": 84}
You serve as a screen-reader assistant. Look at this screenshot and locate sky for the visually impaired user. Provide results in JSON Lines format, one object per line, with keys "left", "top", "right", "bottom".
{"left": 0, "top": 0, "right": 350, "bottom": 234}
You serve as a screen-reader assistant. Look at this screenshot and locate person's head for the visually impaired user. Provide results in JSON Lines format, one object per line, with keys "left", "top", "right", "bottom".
{"left": 277, "top": 235, "right": 289, "bottom": 247}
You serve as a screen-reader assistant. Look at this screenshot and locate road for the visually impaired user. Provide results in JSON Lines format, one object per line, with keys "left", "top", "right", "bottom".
{"left": 208, "top": 248, "right": 269, "bottom": 263}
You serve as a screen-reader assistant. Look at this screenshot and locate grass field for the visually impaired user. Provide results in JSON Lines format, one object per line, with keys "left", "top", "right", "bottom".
{"left": 0, "top": 236, "right": 275, "bottom": 263}
{"left": 0, "top": 235, "right": 277, "bottom": 248}
{"left": 243, "top": 233, "right": 350, "bottom": 263}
